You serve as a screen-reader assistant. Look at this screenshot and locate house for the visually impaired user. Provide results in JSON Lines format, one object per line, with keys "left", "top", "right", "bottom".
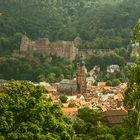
{"left": 67, "top": 96, "right": 77, "bottom": 101}
{"left": 102, "top": 109, "right": 128, "bottom": 127}
{"left": 103, "top": 86, "right": 111, "bottom": 91}
{"left": 62, "top": 103, "right": 69, "bottom": 108}
{"left": 62, "top": 108, "right": 78, "bottom": 116}
{"left": 39, "top": 82, "right": 51, "bottom": 89}
{"left": 89, "top": 66, "right": 100, "bottom": 77}
{"left": 97, "top": 82, "right": 106, "bottom": 87}
{"left": 107, "top": 65, "right": 120, "bottom": 73}
{"left": 87, "top": 77, "right": 96, "bottom": 86}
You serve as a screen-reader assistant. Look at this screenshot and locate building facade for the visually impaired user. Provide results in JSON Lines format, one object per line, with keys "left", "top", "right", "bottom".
{"left": 58, "top": 79, "right": 77, "bottom": 94}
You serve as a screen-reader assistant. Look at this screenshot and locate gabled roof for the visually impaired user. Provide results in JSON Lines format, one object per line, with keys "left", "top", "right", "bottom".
{"left": 102, "top": 109, "right": 128, "bottom": 126}
{"left": 103, "top": 109, "right": 128, "bottom": 117}
{"left": 98, "top": 82, "right": 106, "bottom": 87}
{"left": 62, "top": 108, "right": 78, "bottom": 116}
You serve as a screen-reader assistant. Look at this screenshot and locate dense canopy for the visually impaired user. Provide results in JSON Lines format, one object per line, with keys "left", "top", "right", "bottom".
{"left": 0, "top": 81, "right": 75, "bottom": 140}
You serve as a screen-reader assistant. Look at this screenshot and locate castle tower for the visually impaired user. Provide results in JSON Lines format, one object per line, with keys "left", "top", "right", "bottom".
{"left": 20, "top": 36, "right": 30, "bottom": 53}
{"left": 74, "top": 35, "right": 82, "bottom": 46}
{"left": 76, "top": 56, "right": 87, "bottom": 94}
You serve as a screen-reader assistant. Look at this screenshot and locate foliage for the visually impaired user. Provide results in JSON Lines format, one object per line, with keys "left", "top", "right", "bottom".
{"left": 106, "top": 79, "right": 121, "bottom": 87}
{"left": 73, "top": 107, "right": 115, "bottom": 140}
{"left": 112, "top": 79, "right": 121, "bottom": 87}
{"left": 0, "top": 57, "right": 75, "bottom": 82}
{"left": 123, "top": 64, "right": 140, "bottom": 139}
{"left": 110, "top": 125, "right": 126, "bottom": 140}
{"left": 0, "top": 80, "right": 75, "bottom": 140}
{"left": 68, "top": 102, "right": 76, "bottom": 108}
{"left": 59, "top": 95, "right": 68, "bottom": 103}
{"left": 86, "top": 52, "right": 126, "bottom": 71}
{"left": 106, "top": 80, "right": 113, "bottom": 86}
{"left": 0, "top": 0, "right": 139, "bottom": 50}
{"left": 122, "top": 19, "right": 140, "bottom": 139}
{"left": 134, "top": 18, "right": 140, "bottom": 43}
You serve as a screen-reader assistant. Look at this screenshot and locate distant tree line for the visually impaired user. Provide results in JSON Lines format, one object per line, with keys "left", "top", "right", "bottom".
{"left": 0, "top": 56, "right": 75, "bottom": 82}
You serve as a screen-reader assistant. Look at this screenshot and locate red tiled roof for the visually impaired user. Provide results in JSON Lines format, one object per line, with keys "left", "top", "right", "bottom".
{"left": 98, "top": 82, "right": 106, "bottom": 87}
{"left": 103, "top": 86, "right": 111, "bottom": 90}
{"left": 62, "top": 108, "right": 78, "bottom": 116}
{"left": 103, "top": 109, "right": 128, "bottom": 117}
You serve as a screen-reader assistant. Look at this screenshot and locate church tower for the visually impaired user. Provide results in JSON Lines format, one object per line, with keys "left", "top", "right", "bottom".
{"left": 76, "top": 56, "right": 87, "bottom": 94}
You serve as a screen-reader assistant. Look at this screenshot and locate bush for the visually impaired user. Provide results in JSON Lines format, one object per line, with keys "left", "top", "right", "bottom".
{"left": 68, "top": 102, "right": 76, "bottom": 108}
{"left": 106, "top": 79, "right": 121, "bottom": 87}
{"left": 106, "top": 80, "right": 112, "bottom": 86}
{"left": 112, "top": 79, "right": 121, "bottom": 87}
{"left": 59, "top": 95, "right": 68, "bottom": 103}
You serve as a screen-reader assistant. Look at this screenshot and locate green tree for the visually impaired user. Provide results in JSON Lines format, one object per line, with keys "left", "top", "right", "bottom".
{"left": 111, "top": 125, "right": 125, "bottom": 140}
{"left": 59, "top": 95, "right": 68, "bottom": 103}
{"left": 134, "top": 18, "right": 140, "bottom": 43}
{"left": 106, "top": 80, "right": 112, "bottom": 86}
{"left": 123, "top": 64, "right": 140, "bottom": 140}
{"left": 37, "top": 74, "right": 46, "bottom": 82}
{"left": 74, "top": 107, "right": 114, "bottom": 140}
{"left": 68, "top": 102, "right": 76, "bottom": 108}
{"left": 47, "top": 73, "right": 56, "bottom": 83}
{"left": 122, "top": 19, "right": 140, "bottom": 140}
{"left": 59, "top": 74, "right": 64, "bottom": 81}
{"left": 111, "top": 79, "right": 121, "bottom": 87}
{"left": 0, "top": 81, "right": 75, "bottom": 140}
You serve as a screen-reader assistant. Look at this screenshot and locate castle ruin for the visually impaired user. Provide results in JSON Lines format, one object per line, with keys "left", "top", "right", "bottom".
{"left": 19, "top": 36, "right": 80, "bottom": 61}
{"left": 18, "top": 36, "right": 114, "bottom": 61}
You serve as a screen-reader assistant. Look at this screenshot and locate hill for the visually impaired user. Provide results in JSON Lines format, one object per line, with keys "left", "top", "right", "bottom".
{"left": 0, "top": 0, "right": 139, "bottom": 82}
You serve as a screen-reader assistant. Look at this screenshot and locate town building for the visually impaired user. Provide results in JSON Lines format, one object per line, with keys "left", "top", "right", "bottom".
{"left": 102, "top": 109, "right": 128, "bottom": 127}
{"left": 107, "top": 65, "right": 120, "bottom": 73}
{"left": 58, "top": 79, "right": 77, "bottom": 94}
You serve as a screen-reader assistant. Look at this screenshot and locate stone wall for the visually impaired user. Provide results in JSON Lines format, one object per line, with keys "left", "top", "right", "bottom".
{"left": 78, "top": 49, "right": 114, "bottom": 59}
{"left": 20, "top": 36, "right": 78, "bottom": 61}
{"left": 19, "top": 36, "right": 114, "bottom": 61}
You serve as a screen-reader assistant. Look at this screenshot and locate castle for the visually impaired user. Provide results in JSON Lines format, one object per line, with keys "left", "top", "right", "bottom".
{"left": 17, "top": 36, "right": 116, "bottom": 61}
{"left": 19, "top": 36, "right": 81, "bottom": 61}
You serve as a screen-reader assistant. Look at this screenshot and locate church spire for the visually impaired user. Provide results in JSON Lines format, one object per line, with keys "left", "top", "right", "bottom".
{"left": 76, "top": 55, "right": 87, "bottom": 94}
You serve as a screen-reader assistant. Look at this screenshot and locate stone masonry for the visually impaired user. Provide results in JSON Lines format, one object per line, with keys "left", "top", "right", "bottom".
{"left": 19, "top": 36, "right": 114, "bottom": 61}
{"left": 20, "top": 36, "right": 80, "bottom": 61}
